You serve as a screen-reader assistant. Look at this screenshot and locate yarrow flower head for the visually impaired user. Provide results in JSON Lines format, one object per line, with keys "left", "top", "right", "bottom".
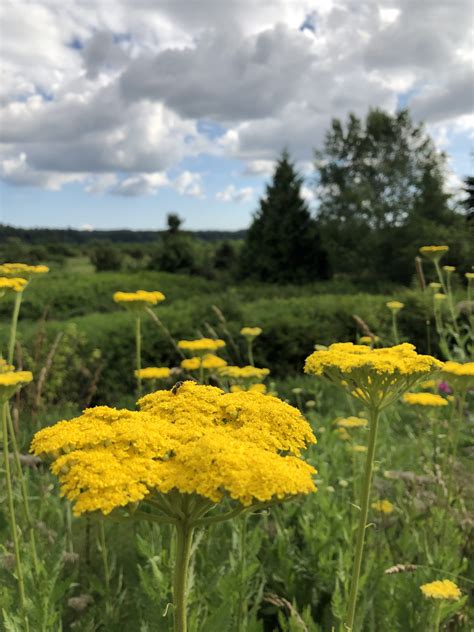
{"left": 465, "top": 272, "right": 474, "bottom": 281}
{"left": 441, "top": 361, "right": 474, "bottom": 391}
{"left": 219, "top": 366, "right": 270, "bottom": 381}
{"left": 420, "top": 579, "right": 461, "bottom": 601}
{"left": 0, "top": 368, "right": 33, "bottom": 401}
{"left": 336, "top": 416, "right": 368, "bottom": 429}
{"left": 0, "top": 263, "right": 49, "bottom": 279}
{"left": 31, "top": 382, "right": 316, "bottom": 516}
{"left": 419, "top": 245, "right": 449, "bottom": 261}
{"left": 180, "top": 355, "right": 227, "bottom": 371}
{"left": 304, "top": 343, "right": 443, "bottom": 410}
{"left": 434, "top": 293, "right": 447, "bottom": 302}
{"left": 240, "top": 327, "right": 262, "bottom": 338}
{"left": 386, "top": 301, "right": 404, "bottom": 312}
{"left": 443, "top": 265, "right": 455, "bottom": 274}
{"left": 371, "top": 499, "right": 394, "bottom": 514}
{"left": 230, "top": 383, "right": 267, "bottom": 394}
{"left": 135, "top": 367, "right": 171, "bottom": 380}
{"left": 359, "top": 336, "right": 380, "bottom": 345}
{"left": 113, "top": 290, "right": 165, "bottom": 310}
{"left": 178, "top": 338, "right": 226, "bottom": 354}
{"left": 402, "top": 392, "right": 448, "bottom": 407}
{"left": 0, "top": 277, "right": 28, "bottom": 295}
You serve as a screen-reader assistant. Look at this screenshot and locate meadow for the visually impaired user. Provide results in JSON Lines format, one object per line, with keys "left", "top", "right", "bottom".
{"left": 0, "top": 250, "right": 472, "bottom": 632}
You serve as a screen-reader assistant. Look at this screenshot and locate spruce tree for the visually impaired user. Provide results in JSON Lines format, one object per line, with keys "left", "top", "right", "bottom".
{"left": 240, "top": 151, "right": 329, "bottom": 283}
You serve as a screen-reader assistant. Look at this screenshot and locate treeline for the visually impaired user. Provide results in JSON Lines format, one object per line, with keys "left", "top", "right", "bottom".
{"left": 1, "top": 109, "right": 472, "bottom": 285}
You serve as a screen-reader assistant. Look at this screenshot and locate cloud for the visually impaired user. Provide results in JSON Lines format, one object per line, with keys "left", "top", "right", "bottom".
{"left": 216, "top": 184, "right": 254, "bottom": 203}
{"left": 243, "top": 160, "right": 275, "bottom": 176}
{"left": 410, "top": 69, "right": 474, "bottom": 124}
{"left": 173, "top": 170, "right": 204, "bottom": 198}
{"left": 111, "top": 172, "right": 168, "bottom": 196}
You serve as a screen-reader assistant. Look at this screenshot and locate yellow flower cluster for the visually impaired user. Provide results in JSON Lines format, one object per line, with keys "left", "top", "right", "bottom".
{"left": 135, "top": 367, "right": 171, "bottom": 380}
{"left": 434, "top": 293, "right": 446, "bottom": 302}
{"left": 304, "top": 343, "right": 443, "bottom": 409}
{"left": 0, "top": 263, "right": 49, "bottom": 277}
{"left": 113, "top": 290, "right": 165, "bottom": 307}
{"left": 0, "top": 359, "right": 14, "bottom": 373}
{"left": 180, "top": 354, "right": 227, "bottom": 371}
{"left": 402, "top": 392, "right": 448, "bottom": 407}
{"left": 31, "top": 382, "right": 316, "bottom": 515}
{"left": 419, "top": 245, "right": 449, "bottom": 259}
{"left": 386, "top": 301, "right": 404, "bottom": 311}
{"left": 371, "top": 500, "right": 394, "bottom": 514}
{"left": 353, "top": 445, "right": 368, "bottom": 453}
{"left": 466, "top": 272, "right": 474, "bottom": 281}
{"left": 219, "top": 366, "right": 270, "bottom": 380}
{"left": 178, "top": 338, "right": 226, "bottom": 353}
{"left": 441, "top": 361, "right": 474, "bottom": 390}
{"left": 359, "top": 336, "right": 380, "bottom": 345}
{"left": 420, "top": 379, "right": 436, "bottom": 390}
{"left": 0, "top": 277, "right": 28, "bottom": 293}
{"left": 443, "top": 265, "right": 455, "bottom": 273}
{"left": 336, "top": 416, "right": 368, "bottom": 429}
{"left": 420, "top": 579, "right": 461, "bottom": 601}
{"left": 0, "top": 369, "right": 33, "bottom": 401}
{"left": 240, "top": 327, "right": 262, "bottom": 337}
{"left": 230, "top": 383, "right": 267, "bottom": 394}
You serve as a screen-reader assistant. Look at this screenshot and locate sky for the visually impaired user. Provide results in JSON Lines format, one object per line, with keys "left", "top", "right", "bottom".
{"left": 0, "top": 0, "right": 472, "bottom": 232}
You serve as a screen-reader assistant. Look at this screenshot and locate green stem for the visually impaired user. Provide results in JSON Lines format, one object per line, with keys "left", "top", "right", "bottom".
{"left": 6, "top": 406, "right": 39, "bottom": 577}
{"left": 445, "top": 390, "right": 466, "bottom": 507}
{"left": 434, "top": 260, "right": 447, "bottom": 295}
{"left": 433, "top": 601, "right": 442, "bottom": 632}
{"left": 2, "top": 402, "right": 29, "bottom": 630}
{"left": 8, "top": 291, "right": 23, "bottom": 365}
{"left": 237, "top": 514, "right": 248, "bottom": 631}
{"left": 391, "top": 312, "right": 399, "bottom": 345}
{"left": 247, "top": 341, "right": 254, "bottom": 367}
{"left": 99, "top": 521, "right": 112, "bottom": 618}
{"left": 345, "top": 406, "right": 380, "bottom": 632}
{"left": 136, "top": 316, "right": 142, "bottom": 398}
{"left": 173, "top": 520, "right": 194, "bottom": 632}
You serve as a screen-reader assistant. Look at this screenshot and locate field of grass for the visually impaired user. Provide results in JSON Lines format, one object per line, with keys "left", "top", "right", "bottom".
{"left": 0, "top": 258, "right": 472, "bottom": 631}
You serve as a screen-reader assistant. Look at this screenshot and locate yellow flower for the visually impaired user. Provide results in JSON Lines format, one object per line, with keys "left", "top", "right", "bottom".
{"left": 219, "top": 366, "right": 270, "bottom": 380}
{"left": 304, "top": 343, "right": 443, "bottom": 409}
{"left": 335, "top": 427, "right": 350, "bottom": 441}
{"left": 428, "top": 282, "right": 442, "bottom": 291}
{"left": 240, "top": 327, "right": 262, "bottom": 338}
{"left": 359, "top": 336, "right": 380, "bottom": 345}
{"left": 0, "top": 263, "right": 49, "bottom": 278}
{"left": 178, "top": 338, "right": 226, "bottom": 353}
{"left": 113, "top": 290, "right": 165, "bottom": 309}
{"left": 231, "top": 383, "right": 267, "bottom": 394}
{"left": 181, "top": 357, "right": 201, "bottom": 371}
{"left": 0, "top": 359, "right": 14, "bottom": 373}
{"left": 434, "top": 293, "right": 446, "bottom": 302}
{"left": 465, "top": 272, "right": 474, "bottom": 281}
{"left": 420, "top": 579, "right": 461, "bottom": 601}
{"left": 420, "top": 379, "right": 436, "bottom": 390}
{"left": 0, "top": 370, "right": 33, "bottom": 401}
{"left": 336, "top": 416, "right": 368, "bottom": 429}
{"left": 441, "top": 361, "right": 474, "bottom": 390}
{"left": 31, "top": 382, "right": 317, "bottom": 516}
{"left": 419, "top": 245, "right": 449, "bottom": 260}
{"left": 402, "top": 392, "right": 448, "bottom": 407}
{"left": 386, "top": 301, "right": 404, "bottom": 311}
{"left": 371, "top": 499, "right": 394, "bottom": 514}
{"left": 135, "top": 367, "right": 171, "bottom": 380}
{"left": 442, "top": 265, "right": 455, "bottom": 273}
{"left": 353, "top": 445, "right": 368, "bottom": 453}
{"left": 0, "top": 277, "right": 28, "bottom": 294}
{"left": 201, "top": 354, "right": 227, "bottom": 370}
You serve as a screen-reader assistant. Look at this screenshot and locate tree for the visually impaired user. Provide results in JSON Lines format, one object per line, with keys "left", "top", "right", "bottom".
{"left": 167, "top": 213, "right": 183, "bottom": 235}
{"left": 314, "top": 109, "right": 462, "bottom": 282}
{"left": 240, "top": 150, "right": 329, "bottom": 283}
{"left": 462, "top": 176, "right": 474, "bottom": 215}
{"left": 89, "top": 241, "right": 122, "bottom": 271}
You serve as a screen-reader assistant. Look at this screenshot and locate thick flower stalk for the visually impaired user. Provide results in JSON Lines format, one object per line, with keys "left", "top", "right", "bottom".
{"left": 31, "top": 381, "right": 317, "bottom": 631}
{"left": 304, "top": 342, "right": 442, "bottom": 631}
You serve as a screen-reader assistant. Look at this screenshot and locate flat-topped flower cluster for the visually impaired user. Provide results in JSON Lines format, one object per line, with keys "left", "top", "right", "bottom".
{"left": 31, "top": 382, "right": 317, "bottom": 516}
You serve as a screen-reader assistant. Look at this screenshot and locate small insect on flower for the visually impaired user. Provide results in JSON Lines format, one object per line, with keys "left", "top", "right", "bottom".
{"left": 420, "top": 579, "right": 461, "bottom": 601}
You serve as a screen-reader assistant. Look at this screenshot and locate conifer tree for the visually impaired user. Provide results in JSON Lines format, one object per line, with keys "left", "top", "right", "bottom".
{"left": 240, "top": 150, "right": 329, "bottom": 283}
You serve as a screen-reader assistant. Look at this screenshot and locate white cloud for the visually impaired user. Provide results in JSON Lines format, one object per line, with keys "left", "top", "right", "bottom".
{"left": 111, "top": 172, "right": 168, "bottom": 196}
{"left": 216, "top": 184, "right": 254, "bottom": 203}
{"left": 173, "top": 171, "right": 204, "bottom": 198}
{"left": 243, "top": 160, "right": 275, "bottom": 176}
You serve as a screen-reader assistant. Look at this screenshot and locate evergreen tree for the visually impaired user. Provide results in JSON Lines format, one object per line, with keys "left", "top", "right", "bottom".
{"left": 314, "top": 109, "right": 462, "bottom": 282}
{"left": 240, "top": 151, "right": 329, "bottom": 283}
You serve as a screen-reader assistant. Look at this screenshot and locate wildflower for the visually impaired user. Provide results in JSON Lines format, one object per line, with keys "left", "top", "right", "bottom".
{"left": 335, "top": 427, "right": 350, "bottom": 441}
{"left": 386, "top": 301, "right": 404, "bottom": 312}
{"left": 442, "top": 265, "right": 455, "bottom": 273}
{"left": 465, "top": 272, "right": 474, "bottom": 280}
{"left": 420, "top": 379, "right": 436, "bottom": 390}
{"left": 0, "top": 277, "right": 28, "bottom": 294}
{"left": 371, "top": 500, "right": 394, "bottom": 514}
{"left": 441, "top": 361, "right": 474, "bottom": 390}
{"left": 181, "top": 357, "right": 201, "bottom": 371}
{"left": 359, "top": 336, "right": 379, "bottom": 345}
{"left": 201, "top": 354, "right": 227, "bottom": 370}
{"left": 31, "top": 382, "right": 317, "bottom": 516}
{"left": 113, "top": 290, "right": 165, "bottom": 309}
{"left": 353, "top": 445, "right": 368, "bottom": 453}
{"left": 336, "top": 416, "right": 368, "bottom": 429}
{"left": 402, "top": 392, "right": 448, "bottom": 407}
{"left": 240, "top": 327, "right": 262, "bottom": 338}
{"left": 434, "top": 293, "right": 447, "bottom": 302}
{"left": 134, "top": 367, "right": 171, "bottom": 380}
{"left": 0, "top": 369, "right": 33, "bottom": 401}
{"left": 429, "top": 282, "right": 442, "bottom": 291}
{"left": 420, "top": 579, "right": 461, "bottom": 601}
{"left": 219, "top": 366, "right": 270, "bottom": 380}
{"left": 0, "top": 263, "right": 49, "bottom": 278}
{"left": 178, "top": 338, "right": 225, "bottom": 353}
{"left": 304, "top": 343, "right": 443, "bottom": 410}
{"left": 419, "top": 245, "right": 449, "bottom": 261}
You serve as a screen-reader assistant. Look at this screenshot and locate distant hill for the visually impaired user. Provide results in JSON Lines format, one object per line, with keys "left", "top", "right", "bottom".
{"left": 0, "top": 225, "right": 247, "bottom": 244}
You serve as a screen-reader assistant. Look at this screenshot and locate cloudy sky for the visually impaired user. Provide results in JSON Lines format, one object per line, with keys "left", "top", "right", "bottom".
{"left": 0, "top": 0, "right": 472, "bottom": 231}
